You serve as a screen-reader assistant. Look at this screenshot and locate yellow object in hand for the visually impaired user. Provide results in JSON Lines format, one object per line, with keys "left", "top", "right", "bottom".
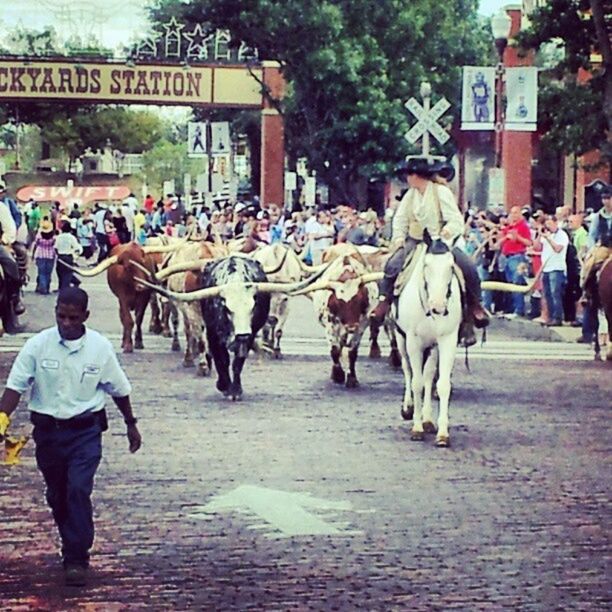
{"left": 3, "top": 436, "right": 28, "bottom": 466}
{"left": 0, "top": 412, "right": 10, "bottom": 440}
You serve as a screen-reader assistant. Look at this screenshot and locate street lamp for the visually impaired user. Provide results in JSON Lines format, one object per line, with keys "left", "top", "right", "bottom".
{"left": 491, "top": 10, "right": 512, "bottom": 169}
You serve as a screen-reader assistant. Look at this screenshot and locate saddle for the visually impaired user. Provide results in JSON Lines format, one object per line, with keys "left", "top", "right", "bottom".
{"left": 393, "top": 243, "right": 466, "bottom": 298}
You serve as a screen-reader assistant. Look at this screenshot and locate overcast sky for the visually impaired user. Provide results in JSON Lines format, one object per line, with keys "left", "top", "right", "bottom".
{"left": 1, "top": 0, "right": 513, "bottom": 50}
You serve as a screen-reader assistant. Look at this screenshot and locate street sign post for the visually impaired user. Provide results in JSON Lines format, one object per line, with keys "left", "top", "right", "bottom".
{"left": 404, "top": 82, "right": 450, "bottom": 156}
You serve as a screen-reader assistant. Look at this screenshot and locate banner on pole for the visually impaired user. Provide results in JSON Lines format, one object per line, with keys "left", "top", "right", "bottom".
{"left": 505, "top": 67, "right": 538, "bottom": 132}
{"left": 210, "top": 121, "right": 230, "bottom": 154}
{"left": 461, "top": 67, "right": 495, "bottom": 131}
{"left": 188, "top": 122, "right": 207, "bottom": 156}
{"left": 304, "top": 176, "right": 316, "bottom": 206}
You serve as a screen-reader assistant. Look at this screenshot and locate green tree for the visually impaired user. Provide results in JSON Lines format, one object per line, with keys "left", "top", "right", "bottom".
{"left": 516, "top": 0, "right": 611, "bottom": 164}
{"left": 147, "top": 0, "right": 490, "bottom": 204}
{"left": 140, "top": 139, "right": 207, "bottom": 195}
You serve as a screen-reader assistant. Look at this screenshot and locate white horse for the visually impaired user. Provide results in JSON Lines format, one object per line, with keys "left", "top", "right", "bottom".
{"left": 394, "top": 238, "right": 462, "bottom": 447}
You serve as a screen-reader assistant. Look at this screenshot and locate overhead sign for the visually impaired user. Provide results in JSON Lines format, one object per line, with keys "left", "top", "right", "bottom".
{"left": 404, "top": 96, "right": 450, "bottom": 145}
{"left": 188, "top": 122, "right": 207, "bottom": 156}
{"left": 0, "top": 60, "right": 263, "bottom": 107}
{"left": 17, "top": 185, "right": 130, "bottom": 207}
{"left": 189, "top": 485, "right": 360, "bottom": 538}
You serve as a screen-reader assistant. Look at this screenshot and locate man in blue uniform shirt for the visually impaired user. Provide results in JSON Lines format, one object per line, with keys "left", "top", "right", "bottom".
{"left": 0, "top": 287, "right": 141, "bottom": 586}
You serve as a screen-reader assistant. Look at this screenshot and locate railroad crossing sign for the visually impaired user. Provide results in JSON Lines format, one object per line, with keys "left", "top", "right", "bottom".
{"left": 404, "top": 85, "right": 451, "bottom": 157}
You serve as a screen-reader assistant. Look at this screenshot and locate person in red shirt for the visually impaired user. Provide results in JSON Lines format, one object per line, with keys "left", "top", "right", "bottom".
{"left": 143, "top": 194, "right": 155, "bottom": 214}
{"left": 500, "top": 206, "right": 532, "bottom": 316}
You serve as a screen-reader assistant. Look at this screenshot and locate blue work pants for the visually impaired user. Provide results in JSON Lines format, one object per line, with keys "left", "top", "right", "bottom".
{"left": 504, "top": 254, "right": 528, "bottom": 315}
{"left": 33, "top": 421, "right": 102, "bottom": 568}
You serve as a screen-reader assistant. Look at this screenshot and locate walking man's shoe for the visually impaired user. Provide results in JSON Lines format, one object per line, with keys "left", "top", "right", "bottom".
{"left": 64, "top": 565, "right": 87, "bottom": 587}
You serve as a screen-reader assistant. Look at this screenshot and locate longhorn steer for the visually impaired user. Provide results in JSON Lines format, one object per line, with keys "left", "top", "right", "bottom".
{"left": 159, "top": 241, "right": 228, "bottom": 374}
{"left": 251, "top": 244, "right": 303, "bottom": 357}
{"left": 297, "top": 255, "right": 380, "bottom": 388}
{"left": 62, "top": 242, "right": 177, "bottom": 352}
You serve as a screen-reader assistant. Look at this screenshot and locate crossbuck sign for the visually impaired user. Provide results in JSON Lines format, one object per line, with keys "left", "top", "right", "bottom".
{"left": 404, "top": 96, "right": 451, "bottom": 150}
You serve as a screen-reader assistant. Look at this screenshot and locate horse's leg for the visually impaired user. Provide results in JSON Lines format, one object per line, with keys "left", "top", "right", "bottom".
{"left": 435, "top": 335, "right": 457, "bottom": 447}
{"left": 397, "top": 332, "right": 413, "bottom": 421}
{"left": 422, "top": 346, "right": 438, "bottom": 434}
{"left": 407, "top": 337, "right": 425, "bottom": 440}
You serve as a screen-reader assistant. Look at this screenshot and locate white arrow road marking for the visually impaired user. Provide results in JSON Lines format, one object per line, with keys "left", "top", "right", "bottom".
{"left": 188, "top": 484, "right": 362, "bottom": 538}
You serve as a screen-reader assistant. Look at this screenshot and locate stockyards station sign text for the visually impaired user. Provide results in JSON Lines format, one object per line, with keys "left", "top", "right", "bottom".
{"left": 0, "top": 60, "right": 263, "bottom": 107}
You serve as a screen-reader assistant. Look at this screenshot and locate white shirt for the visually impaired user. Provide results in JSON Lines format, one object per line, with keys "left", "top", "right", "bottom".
{"left": 6, "top": 326, "right": 132, "bottom": 419}
{"left": 541, "top": 228, "right": 569, "bottom": 273}
{"left": 198, "top": 211, "right": 210, "bottom": 233}
{"left": 94, "top": 208, "right": 107, "bottom": 233}
{"left": 121, "top": 204, "right": 135, "bottom": 234}
{"left": 55, "top": 232, "right": 83, "bottom": 256}
{"left": 392, "top": 182, "right": 464, "bottom": 244}
{"left": 0, "top": 200, "right": 17, "bottom": 244}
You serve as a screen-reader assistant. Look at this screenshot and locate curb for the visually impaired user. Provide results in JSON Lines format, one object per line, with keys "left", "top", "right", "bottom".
{"left": 490, "top": 317, "right": 581, "bottom": 343}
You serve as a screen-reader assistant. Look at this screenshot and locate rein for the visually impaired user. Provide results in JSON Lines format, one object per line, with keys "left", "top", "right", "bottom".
{"left": 420, "top": 262, "right": 454, "bottom": 318}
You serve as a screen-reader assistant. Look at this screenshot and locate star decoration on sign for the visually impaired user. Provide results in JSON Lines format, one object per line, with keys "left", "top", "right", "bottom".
{"left": 184, "top": 23, "right": 213, "bottom": 60}
{"left": 163, "top": 16, "right": 185, "bottom": 58}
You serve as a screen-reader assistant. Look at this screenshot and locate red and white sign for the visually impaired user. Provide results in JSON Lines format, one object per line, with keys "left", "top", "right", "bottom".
{"left": 17, "top": 185, "right": 131, "bottom": 208}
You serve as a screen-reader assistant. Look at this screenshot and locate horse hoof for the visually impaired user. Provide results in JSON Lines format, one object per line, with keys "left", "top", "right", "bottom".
{"left": 171, "top": 342, "right": 181, "bottom": 352}
{"left": 197, "top": 365, "right": 210, "bottom": 377}
{"left": 273, "top": 349, "right": 282, "bottom": 360}
{"left": 182, "top": 360, "right": 195, "bottom": 368}
{"left": 423, "top": 421, "right": 437, "bottom": 434}
{"left": 162, "top": 330, "right": 172, "bottom": 339}
{"left": 389, "top": 350, "right": 402, "bottom": 369}
{"left": 123, "top": 346, "right": 133, "bottom": 354}
{"left": 345, "top": 376, "right": 359, "bottom": 389}
{"left": 369, "top": 346, "right": 382, "bottom": 359}
{"left": 410, "top": 430, "right": 424, "bottom": 441}
{"left": 134, "top": 342, "right": 144, "bottom": 350}
{"left": 331, "top": 366, "right": 345, "bottom": 384}
{"left": 436, "top": 435, "right": 450, "bottom": 447}
{"left": 149, "top": 324, "right": 163, "bottom": 335}
{"left": 401, "top": 407, "right": 413, "bottom": 421}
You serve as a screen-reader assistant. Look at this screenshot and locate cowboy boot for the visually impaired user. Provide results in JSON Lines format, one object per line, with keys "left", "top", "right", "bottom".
{"left": 459, "top": 316, "right": 477, "bottom": 348}
{"left": 472, "top": 302, "right": 489, "bottom": 329}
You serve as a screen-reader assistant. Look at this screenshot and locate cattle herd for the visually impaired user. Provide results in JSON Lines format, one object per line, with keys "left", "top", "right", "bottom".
{"left": 64, "top": 236, "right": 520, "bottom": 446}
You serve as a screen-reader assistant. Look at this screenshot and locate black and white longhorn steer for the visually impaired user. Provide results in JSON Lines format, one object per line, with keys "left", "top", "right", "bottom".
{"left": 137, "top": 255, "right": 328, "bottom": 400}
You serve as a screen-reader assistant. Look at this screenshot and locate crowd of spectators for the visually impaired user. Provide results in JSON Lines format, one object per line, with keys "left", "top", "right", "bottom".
{"left": 19, "top": 186, "right": 611, "bottom": 346}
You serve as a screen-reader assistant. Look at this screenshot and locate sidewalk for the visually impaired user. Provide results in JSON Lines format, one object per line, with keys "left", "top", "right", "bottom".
{"left": 490, "top": 315, "right": 583, "bottom": 343}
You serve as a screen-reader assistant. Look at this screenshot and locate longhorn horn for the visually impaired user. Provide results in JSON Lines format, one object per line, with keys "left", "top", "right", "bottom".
{"left": 142, "top": 244, "right": 183, "bottom": 254}
{"left": 58, "top": 255, "right": 118, "bottom": 276}
{"left": 481, "top": 256, "right": 548, "bottom": 294}
{"left": 155, "top": 259, "right": 210, "bottom": 281}
{"left": 135, "top": 277, "right": 223, "bottom": 301}
{"left": 297, "top": 258, "right": 328, "bottom": 274}
{"left": 262, "top": 248, "right": 289, "bottom": 275}
{"left": 128, "top": 259, "right": 155, "bottom": 279}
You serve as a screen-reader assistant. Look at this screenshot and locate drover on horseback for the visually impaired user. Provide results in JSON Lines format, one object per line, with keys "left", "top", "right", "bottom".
{"left": 370, "top": 157, "right": 489, "bottom": 346}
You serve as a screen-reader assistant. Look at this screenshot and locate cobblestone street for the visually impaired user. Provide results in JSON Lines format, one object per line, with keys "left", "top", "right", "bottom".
{"left": 0, "top": 278, "right": 610, "bottom": 610}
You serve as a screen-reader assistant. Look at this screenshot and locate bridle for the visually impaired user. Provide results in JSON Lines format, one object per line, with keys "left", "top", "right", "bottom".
{"left": 419, "top": 257, "right": 454, "bottom": 318}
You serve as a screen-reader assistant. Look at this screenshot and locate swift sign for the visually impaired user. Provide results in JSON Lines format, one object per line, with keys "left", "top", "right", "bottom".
{"left": 17, "top": 185, "right": 130, "bottom": 207}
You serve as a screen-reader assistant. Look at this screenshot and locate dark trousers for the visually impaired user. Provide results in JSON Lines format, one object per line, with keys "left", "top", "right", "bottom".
{"left": 96, "top": 232, "right": 109, "bottom": 263}
{"left": 33, "top": 421, "right": 102, "bottom": 567}
{"left": 56, "top": 254, "right": 79, "bottom": 289}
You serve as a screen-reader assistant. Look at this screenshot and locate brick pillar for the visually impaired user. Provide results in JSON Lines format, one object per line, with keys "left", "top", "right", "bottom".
{"left": 501, "top": 7, "right": 535, "bottom": 211}
{"left": 260, "top": 61, "right": 285, "bottom": 208}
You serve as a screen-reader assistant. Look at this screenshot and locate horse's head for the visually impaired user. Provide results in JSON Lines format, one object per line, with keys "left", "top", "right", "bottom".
{"left": 423, "top": 238, "right": 455, "bottom": 316}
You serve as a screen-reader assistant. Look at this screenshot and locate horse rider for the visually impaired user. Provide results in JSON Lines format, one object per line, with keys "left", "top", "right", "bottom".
{"left": 0, "top": 185, "right": 26, "bottom": 316}
{"left": 370, "top": 157, "right": 489, "bottom": 346}
{"left": 581, "top": 185, "right": 612, "bottom": 298}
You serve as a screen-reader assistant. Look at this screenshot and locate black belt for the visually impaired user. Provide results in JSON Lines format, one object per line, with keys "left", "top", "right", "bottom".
{"left": 31, "top": 410, "right": 106, "bottom": 431}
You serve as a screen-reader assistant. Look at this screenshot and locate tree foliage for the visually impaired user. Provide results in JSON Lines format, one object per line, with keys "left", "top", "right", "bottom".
{"left": 147, "top": 0, "right": 490, "bottom": 203}
{"left": 516, "top": 0, "right": 611, "bottom": 163}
